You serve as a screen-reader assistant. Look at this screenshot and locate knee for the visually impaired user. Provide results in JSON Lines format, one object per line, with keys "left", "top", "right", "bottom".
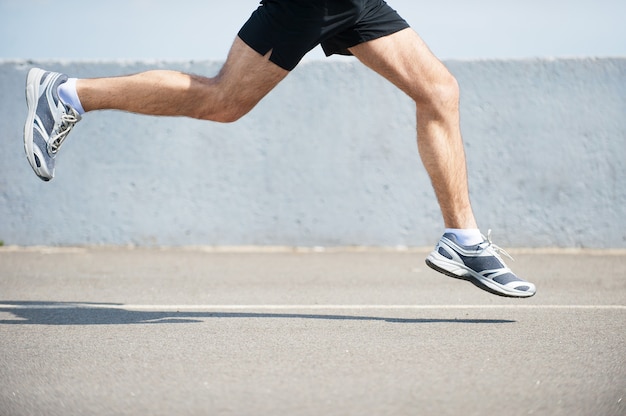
{"left": 414, "top": 71, "right": 460, "bottom": 116}
{"left": 439, "top": 72, "right": 460, "bottom": 105}
{"left": 191, "top": 81, "right": 257, "bottom": 123}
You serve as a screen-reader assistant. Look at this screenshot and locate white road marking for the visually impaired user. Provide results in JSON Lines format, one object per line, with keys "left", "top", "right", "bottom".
{"left": 0, "top": 304, "right": 624, "bottom": 310}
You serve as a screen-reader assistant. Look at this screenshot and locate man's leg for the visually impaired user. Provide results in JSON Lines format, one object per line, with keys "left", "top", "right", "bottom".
{"left": 77, "top": 37, "right": 289, "bottom": 122}
{"left": 349, "top": 28, "right": 475, "bottom": 230}
{"left": 349, "top": 28, "right": 536, "bottom": 298}
{"left": 24, "top": 37, "right": 289, "bottom": 181}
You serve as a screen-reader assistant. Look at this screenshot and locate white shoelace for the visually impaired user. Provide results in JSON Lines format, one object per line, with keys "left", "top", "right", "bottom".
{"left": 483, "top": 229, "right": 514, "bottom": 262}
{"left": 50, "top": 109, "right": 81, "bottom": 154}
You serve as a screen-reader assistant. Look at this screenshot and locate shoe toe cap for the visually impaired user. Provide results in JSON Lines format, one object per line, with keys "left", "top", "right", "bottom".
{"left": 511, "top": 281, "right": 536, "bottom": 296}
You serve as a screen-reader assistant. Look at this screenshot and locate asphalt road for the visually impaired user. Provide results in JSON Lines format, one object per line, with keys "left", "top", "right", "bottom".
{"left": 1, "top": 246, "right": 625, "bottom": 416}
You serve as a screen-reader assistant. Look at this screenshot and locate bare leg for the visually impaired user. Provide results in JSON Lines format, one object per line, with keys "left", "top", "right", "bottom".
{"left": 76, "top": 37, "right": 289, "bottom": 123}
{"left": 349, "top": 28, "right": 477, "bottom": 230}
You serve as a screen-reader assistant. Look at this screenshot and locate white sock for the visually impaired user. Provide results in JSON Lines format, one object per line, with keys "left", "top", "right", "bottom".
{"left": 445, "top": 228, "right": 483, "bottom": 246}
{"left": 57, "top": 78, "right": 85, "bottom": 114}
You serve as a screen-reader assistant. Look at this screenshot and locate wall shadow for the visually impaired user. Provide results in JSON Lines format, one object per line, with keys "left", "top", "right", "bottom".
{"left": 0, "top": 301, "right": 516, "bottom": 325}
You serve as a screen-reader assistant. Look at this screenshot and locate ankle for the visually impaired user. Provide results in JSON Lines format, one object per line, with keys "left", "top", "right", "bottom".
{"left": 444, "top": 228, "right": 483, "bottom": 246}
{"left": 57, "top": 78, "right": 85, "bottom": 114}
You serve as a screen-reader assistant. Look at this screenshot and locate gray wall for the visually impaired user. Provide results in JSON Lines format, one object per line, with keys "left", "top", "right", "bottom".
{"left": 1, "top": 58, "right": 624, "bottom": 248}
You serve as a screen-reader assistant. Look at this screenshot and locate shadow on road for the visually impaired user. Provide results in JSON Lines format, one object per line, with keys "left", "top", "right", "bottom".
{"left": 0, "top": 301, "right": 516, "bottom": 325}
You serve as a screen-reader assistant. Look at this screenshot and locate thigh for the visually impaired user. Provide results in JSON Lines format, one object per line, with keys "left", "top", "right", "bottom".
{"left": 216, "top": 36, "right": 290, "bottom": 115}
{"left": 348, "top": 28, "right": 453, "bottom": 102}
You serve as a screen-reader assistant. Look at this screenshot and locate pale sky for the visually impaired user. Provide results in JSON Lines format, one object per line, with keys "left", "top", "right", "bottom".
{"left": 1, "top": 0, "right": 625, "bottom": 61}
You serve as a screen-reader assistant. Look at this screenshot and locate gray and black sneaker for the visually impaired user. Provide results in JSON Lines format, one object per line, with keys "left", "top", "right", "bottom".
{"left": 24, "top": 68, "right": 81, "bottom": 181}
{"left": 426, "top": 231, "right": 536, "bottom": 298}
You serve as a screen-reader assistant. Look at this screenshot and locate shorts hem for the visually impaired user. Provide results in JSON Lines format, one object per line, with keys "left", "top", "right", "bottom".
{"left": 321, "top": 23, "right": 411, "bottom": 57}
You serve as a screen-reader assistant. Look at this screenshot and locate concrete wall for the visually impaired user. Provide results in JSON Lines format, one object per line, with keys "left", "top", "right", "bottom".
{"left": 1, "top": 58, "right": 624, "bottom": 248}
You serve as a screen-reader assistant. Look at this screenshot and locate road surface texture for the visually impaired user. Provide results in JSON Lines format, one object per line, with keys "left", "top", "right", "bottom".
{"left": 1, "top": 246, "right": 624, "bottom": 416}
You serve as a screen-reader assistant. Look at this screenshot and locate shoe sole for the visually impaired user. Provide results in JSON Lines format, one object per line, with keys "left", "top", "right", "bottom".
{"left": 425, "top": 255, "right": 536, "bottom": 298}
{"left": 23, "top": 68, "right": 51, "bottom": 181}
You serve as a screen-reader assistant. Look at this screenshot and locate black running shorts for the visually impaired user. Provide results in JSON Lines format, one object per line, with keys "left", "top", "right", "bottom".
{"left": 238, "top": 0, "right": 410, "bottom": 71}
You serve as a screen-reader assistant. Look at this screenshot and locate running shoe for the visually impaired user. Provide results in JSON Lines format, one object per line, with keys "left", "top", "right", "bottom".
{"left": 24, "top": 68, "right": 81, "bottom": 181}
{"left": 426, "top": 230, "right": 536, "bottom": 298}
